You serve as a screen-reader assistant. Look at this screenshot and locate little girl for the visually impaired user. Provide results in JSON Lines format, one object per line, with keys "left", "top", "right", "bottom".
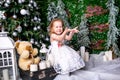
{"left": 47, "top": 18, "right": 85, "bottom": 75}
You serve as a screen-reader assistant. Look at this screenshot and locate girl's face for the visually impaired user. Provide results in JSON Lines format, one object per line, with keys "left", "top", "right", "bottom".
{"left": 52, "top": 21, "right": 63, "bottom": 35}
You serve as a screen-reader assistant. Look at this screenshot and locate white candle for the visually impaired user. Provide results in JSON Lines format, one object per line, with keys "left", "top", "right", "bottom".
{"left": 30, "top": 64, "right": 38, "bottom": 72}
{"left": 108, "top": 50, "right": 112, "bottom": 61}
{"left": 3, "top": 69, "right": 9, "bottom": 80}
{"left": 103, "top": 55, "right": 107, "bottom": 61}
{"left": 80, "top": 46, "right": 85, "bottom": 59}
{"left": 80, "top": 46, "right": 85, "bottom": 53}
{"left": 46, "top": 61, "right": 51, "bottom": 68}
{"left": 105, "top": 51, "right": 109, "bottom": 61}
{"left": 39, "top": 61, "right": 46, "bottom": 70}
{"left": 85, "top": 52, "right": 89, "bottom": 62}
{"left": 105, "top": 51, "right": 112, "bottom": 61}
{"left": 47, "top": 53, "right": 54, "bottom": 66}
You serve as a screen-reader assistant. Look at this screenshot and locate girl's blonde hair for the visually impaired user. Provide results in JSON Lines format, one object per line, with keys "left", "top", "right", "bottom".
{"left": 48, "top": 18, "right": 65, "bottom": 35}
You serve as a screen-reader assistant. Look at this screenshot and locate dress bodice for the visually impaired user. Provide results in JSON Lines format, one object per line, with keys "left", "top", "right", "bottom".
{"left": 51, "top": 40, "right": 64, "bottom": 47}
{"left": 51, "top": 41, "right": 58, "bottom": 45}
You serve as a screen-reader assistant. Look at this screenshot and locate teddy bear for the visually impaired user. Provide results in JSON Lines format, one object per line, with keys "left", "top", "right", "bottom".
{"left": 15, "top": 41, "right": 40, "bottom": 71}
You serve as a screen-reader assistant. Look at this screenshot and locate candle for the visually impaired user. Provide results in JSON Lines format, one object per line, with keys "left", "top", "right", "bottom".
{"left": 85, "top": 52, "right": 89, "bottom": 62}
{"left": 105, "top": 51, "right": 112, "bottom": 61}
{"left": 80, "top": 46, "right": 85, "bottom": 59}
{"left": 103, "top": 55, "right": 107, "bottom": 61}
{"left": 3, "top": 69, "right": 10, "bottom": 80}
{"left": 46, "top": 61, "right": 51, "bottom": 68}
{"left": 39, "top": 61, "right": 46, "bottom": 70}
{"left": 108, "top": 50, "right": 112, "bottom": 61}
{"left": 105, "top": 51, "right": 109, "bottom": 61}
{"left": 30, "top": 64, "right": 38, "bottom": 72}
{"left": 47, "top": 53, "right": 54, "bottom": 66}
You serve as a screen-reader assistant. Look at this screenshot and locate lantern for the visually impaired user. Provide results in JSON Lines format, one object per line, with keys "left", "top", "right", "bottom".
{"left": 40, "top": 43, "right": 48, "bottom": 60}
{"left": 0, "top": 32, "right": 18, "bottom": 80}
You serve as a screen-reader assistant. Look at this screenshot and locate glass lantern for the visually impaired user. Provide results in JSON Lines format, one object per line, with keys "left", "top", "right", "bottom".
{"left": 0, "top": 31, "right": 18, "bottom": 80}
{"left": 40, "top": 43, "right": 48, "bottom": 60}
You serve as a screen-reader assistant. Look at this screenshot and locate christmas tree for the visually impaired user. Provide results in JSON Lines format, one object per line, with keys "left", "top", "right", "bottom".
{"left": 47, "top": 1, "right": 58, "bottom": 25}
{"left": 0, "top": 0, "right": 48, "bottom": 50}
{"left": 56, "top": 0, "right": 69, "bottom": 27}
{"left": 77, "top": 14, "right": 91, "bottom": 50}
{"left": 47, "top": 0, "right": 69, "bottom": 27}
{"left": 106, "top": 0, "right": 120, "bottom": 56}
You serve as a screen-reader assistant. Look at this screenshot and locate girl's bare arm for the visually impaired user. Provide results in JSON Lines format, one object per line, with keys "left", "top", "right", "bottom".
{"left": 50, "top": 27, "right": 70, "bottom": 42}
{"left": 65, "top": 27, "right": 79, "bottom": 41}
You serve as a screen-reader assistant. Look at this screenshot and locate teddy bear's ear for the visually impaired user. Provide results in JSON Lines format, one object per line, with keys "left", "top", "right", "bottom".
{"left": 15, "top": 41, "right": 20, "bottom": 48}
{"left": 26, "top": 46, "right": 32, "bottom": 51}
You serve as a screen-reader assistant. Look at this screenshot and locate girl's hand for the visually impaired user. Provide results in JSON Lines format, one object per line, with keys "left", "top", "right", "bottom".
{"left": 65, "top": 27, "right": 71, "bottom": 32}
{"left": 72, "top": 26, "right": 79, "bottom": 33}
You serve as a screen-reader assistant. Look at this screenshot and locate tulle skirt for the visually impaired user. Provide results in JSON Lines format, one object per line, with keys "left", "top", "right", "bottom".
{"left": 50, "top": 44, "right": 85, "bottom": 74}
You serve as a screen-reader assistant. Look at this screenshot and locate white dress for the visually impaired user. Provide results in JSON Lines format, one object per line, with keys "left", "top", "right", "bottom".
{"left": 48, "top": 40, "right": 85, "bottom": 74}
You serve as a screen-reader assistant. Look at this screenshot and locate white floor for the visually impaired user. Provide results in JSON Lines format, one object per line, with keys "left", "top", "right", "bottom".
{"left": 54, "top": 53, "right": 120, "bottom": 80}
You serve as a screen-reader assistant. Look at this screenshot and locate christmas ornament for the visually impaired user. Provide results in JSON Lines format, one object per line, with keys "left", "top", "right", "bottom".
{"left": 30, "top": 38, "right": 34, "bottom": 44}
{"left": 37, "top": 26, "right": 41, "bottom": 29}
{"left": 34, "top": 16, "right": 37, "bottom": 21}
{"left": 20, "top": 9, "right": 27, "bottom": 15}
{"left": 4, "top": 3, "right": 9, "bottom": 7}
{"left": 2, "top": 15, "right": 6, "bottom": 20}
{"left": 30, "top": 0, "right": 33, "bottom": 3}
{"left": 12, "top": 32, "right": 17, "bottom": 37}
{"left": 18, "top": 0, "right": 22, "bottom": 4}
{"left": 12, "top": 14, "right": 17, "bottom": 19}
{"left": 28, "top": 3, "right": 32, "bottom": 7}
{"left": 16, "top": 25, "right": 22, "bottom": 33}
{"left": 0, "top": 11, "right": 5, "bottom": 19}
{"left": 21, "top": 0, "right": 25, "bottom": 3}
{"left": 38, "top": 18, "right": 41, "bottom": 21}
{"left": 31, "top": 19, "right": 34, "bottom": 22}
{"left": 18, "top": 0, "right": 25, "bottom": 3}
{"left": 33, "top": 2, "right": 37, "bottom": 7}
{"left": 45, "top": 37, "right": 49, "bottom": 41}
{"left": 35, "top": 41, "right": 38, "bottom": 45}
{"left": 41, "top": 34, "right": 44, "bottom": 38}
{"left": 6, "top": 0, "right": 11, "bottom": 4}
{"left": 0, "top": 0, "right": 4, "bottom": 5}
{"left": 33, "top": 27, "right": 37, "bottom": 31}
{"left": 24, "top": 23, "right": 27, "bottom": 27}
